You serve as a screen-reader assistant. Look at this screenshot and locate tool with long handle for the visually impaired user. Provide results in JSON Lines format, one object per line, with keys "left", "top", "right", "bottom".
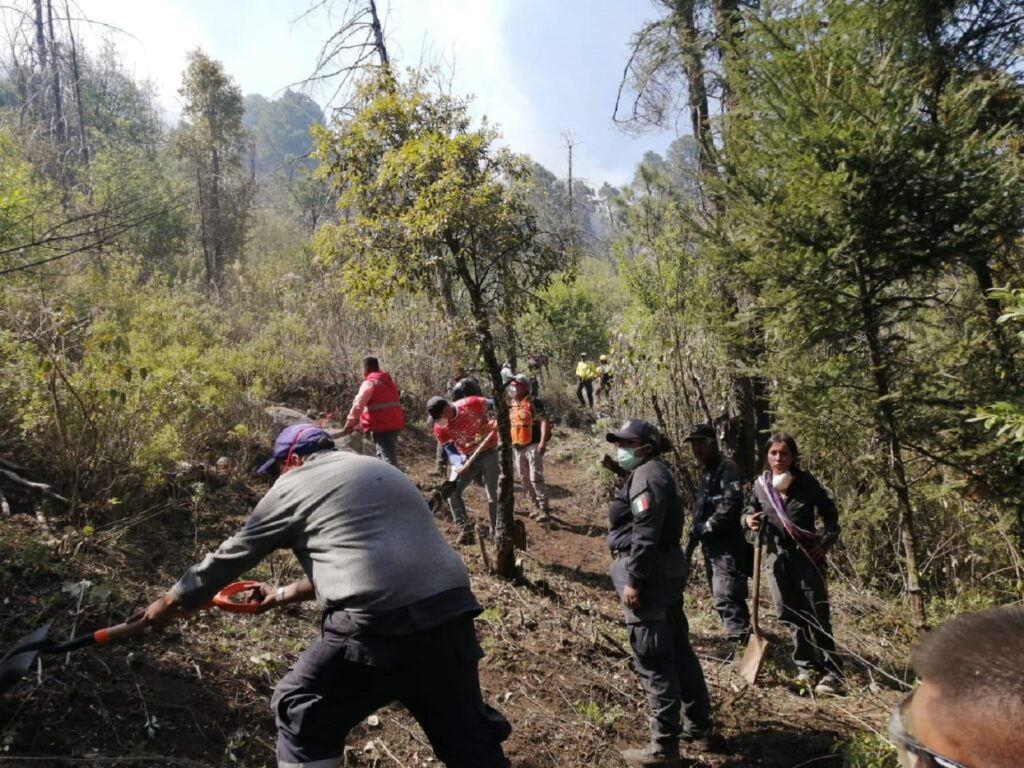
{"left": 737, "top": 529, "right": 769, "bottom": 685}
{"left": 429, "top": 428, "right": 498, "bottom": 513}
{"left": 0, "top": 580, "right": 264, "bottom": 695}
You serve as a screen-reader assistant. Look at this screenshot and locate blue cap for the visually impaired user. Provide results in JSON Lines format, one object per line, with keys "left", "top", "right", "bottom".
{"left": 257, "top": 424, "right": 333, "bottom": 473}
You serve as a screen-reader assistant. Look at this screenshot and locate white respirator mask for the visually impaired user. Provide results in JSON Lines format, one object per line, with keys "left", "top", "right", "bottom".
{"left": 771, "top": 471, "right": 793, "bottom": 492}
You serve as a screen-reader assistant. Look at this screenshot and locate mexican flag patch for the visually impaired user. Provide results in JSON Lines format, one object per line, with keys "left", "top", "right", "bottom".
{"left": 632, "top": 492, "right": 652, "bottom": 515}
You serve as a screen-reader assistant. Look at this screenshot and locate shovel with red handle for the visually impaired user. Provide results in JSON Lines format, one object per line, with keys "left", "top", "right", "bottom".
{"left": 0, "top": 580, "right": 264, "bottom": 696}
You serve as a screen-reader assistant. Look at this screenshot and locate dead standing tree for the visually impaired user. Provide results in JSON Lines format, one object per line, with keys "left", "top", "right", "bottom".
{"left": 613, "top": 0, "right": 770, "bottom": 481}
{"left": 294, "top": 0, "right": 391, "bottom": 112}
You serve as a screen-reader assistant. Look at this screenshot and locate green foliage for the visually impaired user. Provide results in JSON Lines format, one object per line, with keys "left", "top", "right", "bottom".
{"left": 0, "top": 131, "right": 54, "bottom": 273}
{"left": 519, "top": 260, "right": 625, "bottom": 363}
{"left": 173, "top": 49, "right": 253, "bottom": 290}
{"left": 0, "top": 257, "right": 332, "bottom": 516}
{"left": 575, "top": 700, "right": 624, "bottom": 728}
{"left": 313, "top": 70, "right": 568, "bottom": 319}
{"left": 709, "top": 0, "right": 1024, "bottom": 605}
{"left": 79, "top": 40, "right": 164, "bottom": 149}
{"left": 604, "top": 0, "right": 1024, "bottom": 610}
{"left": 973, "top": 288, "right": 1024, "bottom": 457}
{"left": 839, "top": 731, "right": 899, "bottom": 768}
{"left": 243, "top": 90, "right": 324, "bottom": 176}
{"left": 86, "top": 143, "right": 190, "bottom": 277}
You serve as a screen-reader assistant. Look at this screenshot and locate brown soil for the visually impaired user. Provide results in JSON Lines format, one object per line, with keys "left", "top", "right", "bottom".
{"left": 0, "top": 420, "right": 910, "bottom": 767}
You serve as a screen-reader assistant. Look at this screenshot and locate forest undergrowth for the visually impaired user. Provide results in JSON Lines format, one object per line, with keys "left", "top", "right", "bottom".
{"left": 0, "top": 419, "right": 911, "bottom": 768}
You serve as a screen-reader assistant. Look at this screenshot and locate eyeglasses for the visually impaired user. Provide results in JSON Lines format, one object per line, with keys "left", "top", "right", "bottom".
{"left": 888, "top": 692, "right": 967, "bottom": 768}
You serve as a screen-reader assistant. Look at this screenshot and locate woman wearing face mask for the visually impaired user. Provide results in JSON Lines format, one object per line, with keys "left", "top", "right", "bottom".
{"left": 744, "top": 432, "right": 843, "bottom": 696}
{"left": 605, "top": 419, "right": 713, "bottom": 767}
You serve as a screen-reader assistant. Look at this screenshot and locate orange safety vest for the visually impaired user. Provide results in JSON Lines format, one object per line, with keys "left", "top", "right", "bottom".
{"left": 510, "top": 398, "right": 535, "bottom": 446}
{"left": 360, "top": 371, "right": 405, "bottom": 433}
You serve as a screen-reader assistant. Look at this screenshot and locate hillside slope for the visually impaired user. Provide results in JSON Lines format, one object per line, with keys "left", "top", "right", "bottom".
{"left": 0, "top": 421, "right": 910, "bottom": 767}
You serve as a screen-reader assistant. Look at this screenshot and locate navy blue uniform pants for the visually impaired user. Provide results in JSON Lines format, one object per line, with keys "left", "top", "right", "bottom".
{"left": 272, "top": 615, "right": 511, "bottom": 767}
{"left": 628, "top": 602, "right": 712, "bottom": 751}
{"left": 766, "top": 550, "right": 842, "bottom": 676}
{"left": 701, "top": 537, "right": 751, "bottom": 640}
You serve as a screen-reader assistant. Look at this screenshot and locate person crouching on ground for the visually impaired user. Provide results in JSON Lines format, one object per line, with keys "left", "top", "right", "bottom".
{"left": 137, "top": 424, "right": 512, "bottom": 767}
{"left": 606, "top": 419, "right": 713, "bottom": 767}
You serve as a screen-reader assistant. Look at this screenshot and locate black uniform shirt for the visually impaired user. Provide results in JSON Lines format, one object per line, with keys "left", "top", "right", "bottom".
{"left": 746, "top": 469, "right": 840, "bottom": 553}
{"left": 694, "top": 454, "right": 744, "bottom": 538}
{"left": 606, "top": 458, "right": 683, "bottom": 589}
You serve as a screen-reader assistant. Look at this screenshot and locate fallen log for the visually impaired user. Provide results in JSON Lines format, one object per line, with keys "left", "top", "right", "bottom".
{"left": 0, "top": 468, "right": 69, "bottom": 504}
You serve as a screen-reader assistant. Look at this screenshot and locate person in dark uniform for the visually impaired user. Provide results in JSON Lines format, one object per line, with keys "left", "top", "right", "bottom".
{"left": 743, "top": 431, "right": 843, "bottom": 695}
{"left": 683, "top": 424, "right": 751, "bottom": 649}
{"left": 606, "top": 419, "right": 713, "bottom": 767}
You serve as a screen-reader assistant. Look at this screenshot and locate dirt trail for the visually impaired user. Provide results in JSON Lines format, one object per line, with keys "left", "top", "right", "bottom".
{"left": 0, "top": 420, "right": 905, "bottom": 767}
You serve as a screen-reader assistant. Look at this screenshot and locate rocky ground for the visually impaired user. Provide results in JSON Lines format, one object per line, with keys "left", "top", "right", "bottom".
{"left": 0, "top": 419, "right": 913, "bottom": 767}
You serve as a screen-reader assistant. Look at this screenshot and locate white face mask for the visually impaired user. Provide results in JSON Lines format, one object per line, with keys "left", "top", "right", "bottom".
{"left": 434, "top": 418, "right": 448, "bottom": 428}
{"left": 772, "top": 471, "right": 793, "bottom": 492}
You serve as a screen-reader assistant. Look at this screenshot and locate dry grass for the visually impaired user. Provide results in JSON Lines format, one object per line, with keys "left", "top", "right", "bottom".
{"left": 0, "top": 423, "right": 910, "bottom": 767}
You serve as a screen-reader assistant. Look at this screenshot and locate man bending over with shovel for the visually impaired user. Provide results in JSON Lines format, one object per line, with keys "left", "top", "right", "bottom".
{"left": 138, "top": 424, "right": 512, "bottom": 768}
{"left": 427, "top": 394, "right": 499, "bottom": 545}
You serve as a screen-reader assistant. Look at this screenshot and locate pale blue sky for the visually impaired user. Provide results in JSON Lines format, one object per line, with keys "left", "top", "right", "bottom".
{"left": 73, "top": 0, "right": 683, "bottom": 187}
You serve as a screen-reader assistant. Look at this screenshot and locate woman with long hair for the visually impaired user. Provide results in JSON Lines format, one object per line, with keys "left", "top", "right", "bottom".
{"left": 744, "top": 432, "right": 843, "bottom": 695}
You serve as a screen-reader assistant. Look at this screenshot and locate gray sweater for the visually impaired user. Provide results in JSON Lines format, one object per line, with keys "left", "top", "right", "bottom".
{"left": 170, "top": 451, "right": 472, "bottom": 624}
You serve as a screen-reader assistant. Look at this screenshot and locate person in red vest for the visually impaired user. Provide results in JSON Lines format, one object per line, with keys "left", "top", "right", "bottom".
{"left": 341, "top": 356, "right": 405, "bottom": 469}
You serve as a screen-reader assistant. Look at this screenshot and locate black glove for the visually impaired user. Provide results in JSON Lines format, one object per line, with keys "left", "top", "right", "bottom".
{"left": 820, "top": 532, "right": 839, "bottom": 549}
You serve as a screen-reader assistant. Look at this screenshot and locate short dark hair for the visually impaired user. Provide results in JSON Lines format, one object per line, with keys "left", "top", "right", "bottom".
{"left": 363, "top": 356, "right": 380, "bottom": 372}
{"left": 426, "top": 396, "right": 449, "bottom": 419}
{"left": 912, "top": 605, "right": 1024, "bottom": 766}
{"left": 763, "top": 431, "right": 800, "bottom": 470}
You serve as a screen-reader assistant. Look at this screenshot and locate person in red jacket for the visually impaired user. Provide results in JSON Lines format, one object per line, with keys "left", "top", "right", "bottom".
{"left": 342, "top": 356, "right": 405, "bottom": 469}
{"left": 427, "top": 394, "right": 498, "bottom": 544}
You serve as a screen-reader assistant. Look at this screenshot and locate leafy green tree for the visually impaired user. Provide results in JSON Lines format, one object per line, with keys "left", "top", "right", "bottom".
{"left": 975, "top": 288, "right": 1024, "bottom": 457}
{"left": 712, "top": 0, "right": 1024, "bottom": 627}
{"left": 243, "top": 90, "right": 324, "bottom": 177}
{"left": 174, "top": 50, "right": 253, "bottom": 293}
{"left": 313, "top": 70, "right": 570, "bottom": 576}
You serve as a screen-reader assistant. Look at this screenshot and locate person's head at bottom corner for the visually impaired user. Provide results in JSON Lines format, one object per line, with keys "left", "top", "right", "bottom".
{"left": 895, "top": 605, "right": 1024, "bottom": 768}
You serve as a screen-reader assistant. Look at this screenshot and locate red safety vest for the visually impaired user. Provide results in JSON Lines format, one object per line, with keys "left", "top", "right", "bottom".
{"left": 360, "top": 371, "right": 405, "bottom": 433}
{"left": 510, "top": 398, "right": 535, "bottom": 446}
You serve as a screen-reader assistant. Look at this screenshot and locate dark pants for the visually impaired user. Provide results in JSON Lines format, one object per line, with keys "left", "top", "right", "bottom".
{"left": 272, "top": 615, "right": 511, "bottom": 767}
{"left": 576, "top": 378, "right": 593, "bottom": 407}
{"left": 369, "top": 430, "right": 400, "bottom": 469}
{"left": 766, "top": 549, "right": 842, "bottom": 676}
{"left": 435, "top": 440, "right": 447, "bottom": 472}
{"left": 447, "top": 448, "right": 499, "bottom": 531}
{"left": 701, "top": 538, "right": 751, "bottom": 640}
{"left": 628, "top": 603, "right": 712, "bottom": 752}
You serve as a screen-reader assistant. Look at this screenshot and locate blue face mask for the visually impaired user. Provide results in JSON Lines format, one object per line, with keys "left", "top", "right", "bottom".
{"left": 617, "top": 446, "right": 642, "bottom": 470}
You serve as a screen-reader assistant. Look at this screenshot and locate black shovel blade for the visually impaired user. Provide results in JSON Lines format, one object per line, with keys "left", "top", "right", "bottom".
{"left": 0, "top": 623, "right": 52, "bottom": 696}
{"left": 428, "top": 479, "right": 459, "bottom": 513}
